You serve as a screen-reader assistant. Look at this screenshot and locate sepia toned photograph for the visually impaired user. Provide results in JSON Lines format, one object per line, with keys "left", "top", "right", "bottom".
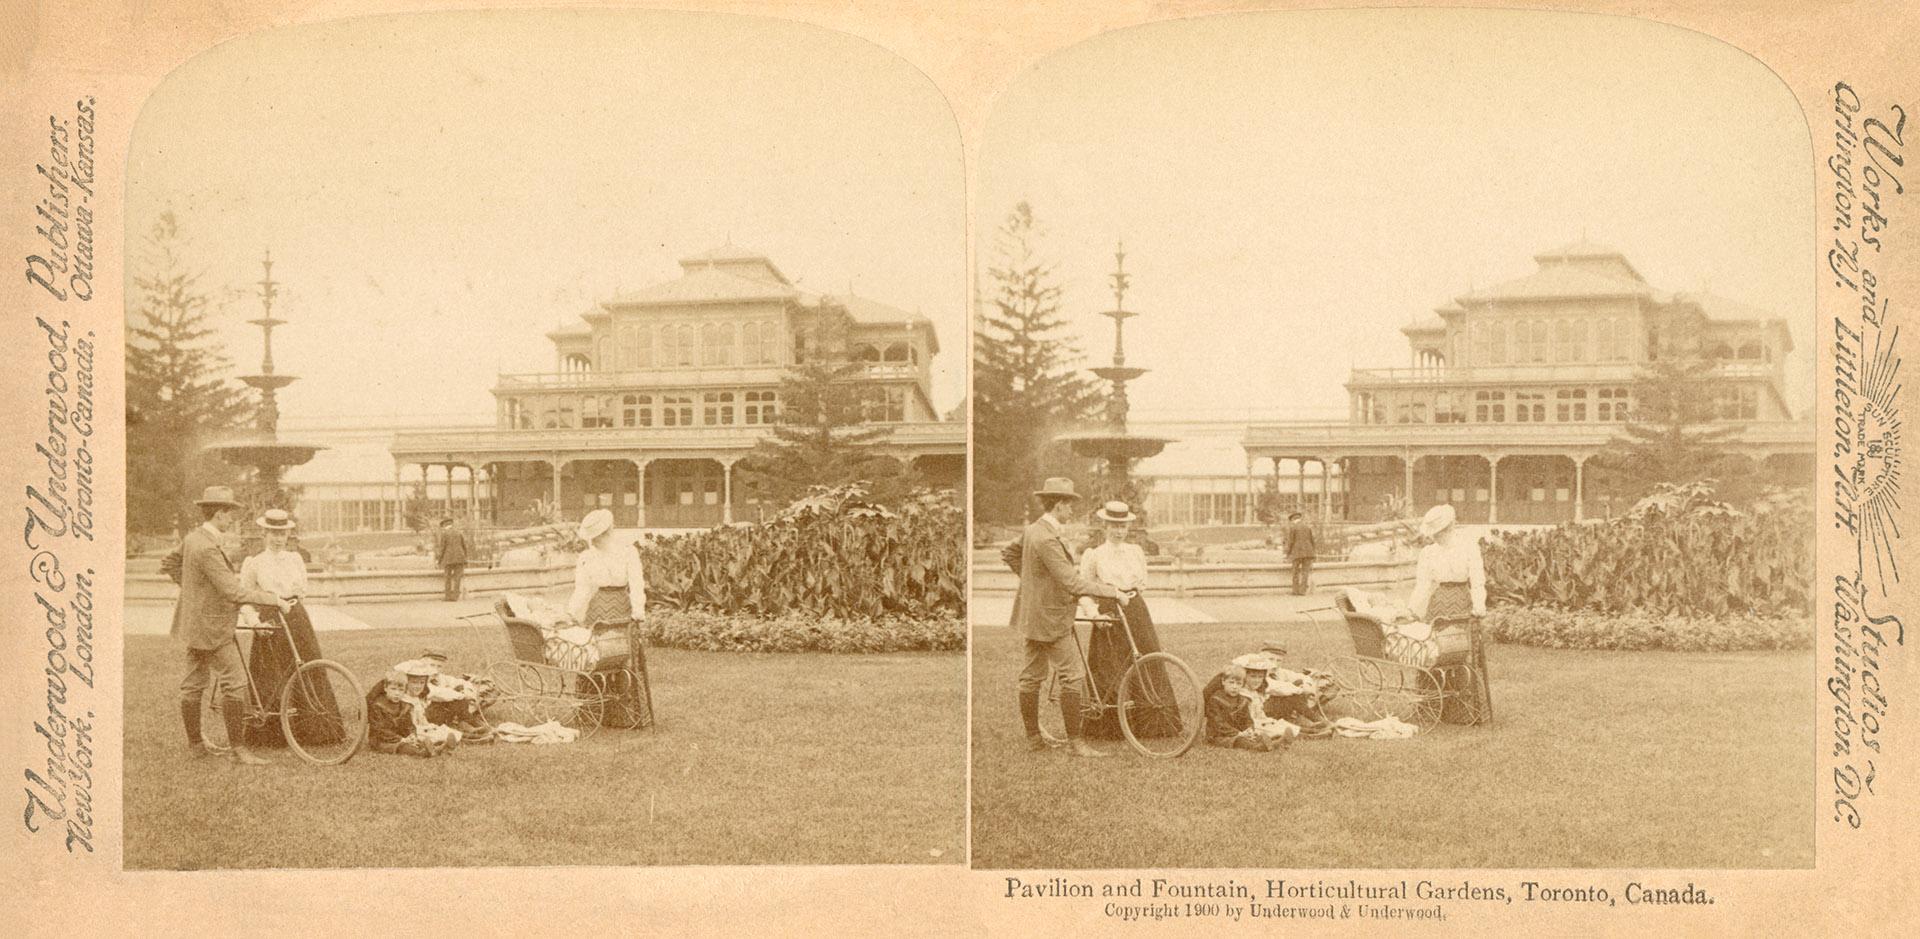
{"left": 118, "top": 10, "right": 967, "bottom": 868}
{"left": 969, "top": 9, "right": 1817, "bottom": 870}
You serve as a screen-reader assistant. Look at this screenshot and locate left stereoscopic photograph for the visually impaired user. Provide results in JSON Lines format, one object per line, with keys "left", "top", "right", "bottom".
{"left": 122, "top": 11, "right": 967, "bottom": 868}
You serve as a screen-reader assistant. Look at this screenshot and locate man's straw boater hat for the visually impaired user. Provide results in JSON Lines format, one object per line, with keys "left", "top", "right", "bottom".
{"left": 194, "top": 485, "right": 242, "bottom": 509}
{"left": 1032, "top": 477, "right": 1083, "bottom": 501}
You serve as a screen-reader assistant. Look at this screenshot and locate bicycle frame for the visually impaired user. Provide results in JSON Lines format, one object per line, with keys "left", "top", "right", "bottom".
{"left": 1064, "top": 599, "right": 1144, "bottom": 714}
{"left": 229, "top": 603, "right": 309, "bottom": 724}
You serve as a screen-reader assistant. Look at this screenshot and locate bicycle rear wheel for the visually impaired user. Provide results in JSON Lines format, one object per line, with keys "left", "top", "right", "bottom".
{"left": 1118, "top": 652, "right": 1204, "bottom": 758}
{"left": 280, "top": 660, "right": 366, "bottom": 765}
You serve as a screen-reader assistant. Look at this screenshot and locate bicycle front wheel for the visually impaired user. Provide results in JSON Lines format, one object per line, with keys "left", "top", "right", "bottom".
{"left": 280, "top": 660, "right": 366, "bottom": 765}
{"left": 1118, "top": 652, "right": 1204, "bottom": 758}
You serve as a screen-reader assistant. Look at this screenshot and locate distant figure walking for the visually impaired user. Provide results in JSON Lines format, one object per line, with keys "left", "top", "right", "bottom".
{"left": 435, "top": 517, "right": 469, "bottom": 602}
{"left": 1284, "top": 511, "right": 1316, "bottom": 596}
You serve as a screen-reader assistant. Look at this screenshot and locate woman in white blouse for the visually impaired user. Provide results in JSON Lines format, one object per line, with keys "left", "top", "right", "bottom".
{"left": 1406, "top": 503, "right": 1493, "bottom": 724}
{"left": 238, "top": 509, "right": 334, "bottom": 748}
{"left": 568, "top": 509, "right": 647, "bottom": 626}
{"left": 1075, "top": 501, "right": 1182, "bottom": 739}
{"left": 565, "top": 508, "right": 655, "bottom": 727}
{"left": 1407, "top": 503, "right": 1487, "bottom": 622}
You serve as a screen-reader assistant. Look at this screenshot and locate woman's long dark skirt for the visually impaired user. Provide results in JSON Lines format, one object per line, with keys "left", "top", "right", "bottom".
{"left": 244, "top": 604, "right": 340, "bottom": 748}
{"left": 1082, "top": 593, "right": 1183, "bottom": 740}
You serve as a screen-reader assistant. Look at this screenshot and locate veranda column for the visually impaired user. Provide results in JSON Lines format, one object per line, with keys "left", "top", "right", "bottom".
{"left": 1573, "top": 454, "right": 1586, "bottom": 523}
{"left": 1402, "top": 451, "right": 1415, "bottom": 511}
{"left": 1243, "top": 457, "right": 1256, "bottom": 525}
{"left": 1320, "top": 459, "right": 1332, "bottom": 525}
{"left": 391, "top": 462, "right": 404, "bottom": 531}
{"left": 1295, "top": 457, "right": 1306, "bottom": 515}
{"left": 1270, "top": 457, "right": 1282, "bottom": 522}
{"left": 549, "top": 456, "right": 563, "bottom": 510}
{"left": 1487, "top": 454, "right": 1502, "bottom": 525}
{"left": 629, "top": 458, "right": 650, "bottom": 528}
{"left": 721, "top": 458, "right": 736, "bottom": 525}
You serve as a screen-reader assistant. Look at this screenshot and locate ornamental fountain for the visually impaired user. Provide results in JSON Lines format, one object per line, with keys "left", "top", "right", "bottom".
{"left": 203, "top": 251, "right": 325, "bottom": 515}
{"left": 1056, "top": 243, "right": 1175, "bottom": 514}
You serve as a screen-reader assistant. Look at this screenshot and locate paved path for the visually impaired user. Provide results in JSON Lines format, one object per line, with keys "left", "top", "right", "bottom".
{"left": 123, "top": 589, "right": 570, "bottom": 636}
{"left": 968, "top": 587, "right": 1413, "bottom": 628}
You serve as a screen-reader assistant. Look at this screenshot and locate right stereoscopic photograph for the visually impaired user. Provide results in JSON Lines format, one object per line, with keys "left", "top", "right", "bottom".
{"left": 969, "top": 10, "right": 1816, "bottom": 869}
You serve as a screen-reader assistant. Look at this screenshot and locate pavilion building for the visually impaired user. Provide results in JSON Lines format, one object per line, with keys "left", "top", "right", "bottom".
{"left": 1242, "top": 240, "right": 1814, "bottom": 526}
{"left": 390, "top": 245, "right": 964, "bottom": 529}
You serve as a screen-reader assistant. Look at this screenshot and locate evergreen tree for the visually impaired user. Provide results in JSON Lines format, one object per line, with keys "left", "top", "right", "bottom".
{"left": 971, "top": 202, "right": 1101, "bottom": 526}
{"left": 738, "top": 301, "right": 916, "bottom": 509}
{"left": 125, "top": 212, "right": 252, "bottom": 536}
{"left": 1594, "top": 321, "right": 1740, "bottom": 498}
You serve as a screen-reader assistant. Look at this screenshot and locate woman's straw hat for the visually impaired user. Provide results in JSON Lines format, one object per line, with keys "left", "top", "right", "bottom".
{"left": 577, "top": 508, "right": 615, "bottom": 542}
{"left": 256, "top": 508, "right": 296, "bottom": 530}
{"left": 1093, "top": 500, "right": 1136, "bottom": 524}
{"left": 1418, "top": 504, "right": 1457, "bottom": 538}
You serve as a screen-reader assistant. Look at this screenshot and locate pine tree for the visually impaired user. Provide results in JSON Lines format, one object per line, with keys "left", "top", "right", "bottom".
{"left": 738, "top": 301, "right": 915, "bottom": 508}
{"left": 971, "top": 202, "right": 1101, "bottom": 526}
{"left": 125, "top": 212, "right": 252, "bottom": 536}
{"left": 1595, "top": 321, "right": 1740, "bottom": 498}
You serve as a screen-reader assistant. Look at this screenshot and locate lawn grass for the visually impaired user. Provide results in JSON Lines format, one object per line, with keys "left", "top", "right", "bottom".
{"left": 971, "top": 618, "right": 1813, "bottom": 870}
{"left": 124, "top": 627, "right": 965, "bottom": 869}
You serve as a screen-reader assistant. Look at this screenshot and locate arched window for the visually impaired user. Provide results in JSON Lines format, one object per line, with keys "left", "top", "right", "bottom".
{"left": 883, "top": 342, "right": 910, "bottom": 363}
{"left": 1737, "top": 340, "right": 1763, "bottom": 360}
{"left": 743, "top": 390, "right": 779, "bottom": 424}
{"left": 620, "top": 324, "right": 651, "bottom": 369}
{"left": 1555, "top": 319, "right": 1588, "bottom": 363}
{"left": 857, "top": 344, "right": 881, "bottom": 363}
{"left": 703, "top": 391, "right": 735, "bottom": 425}
{"left": 701, "top": 322, "right": 735, "bottom": 367}
{"left": 622, "top": 394, "right": 652, "bottom": 428}
{"left": 660, "top": 394, "right": 694, "bottom": 426}
{"left": 758, "top": 321, "right": 782, "bottom": 364}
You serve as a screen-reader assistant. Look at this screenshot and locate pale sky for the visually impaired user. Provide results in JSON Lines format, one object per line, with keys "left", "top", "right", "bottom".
{"left": 978, "top": 9, "right": 1816, "bottom": 425}
{"left": 126, "top": 10, "right": 966, "bottom": 423}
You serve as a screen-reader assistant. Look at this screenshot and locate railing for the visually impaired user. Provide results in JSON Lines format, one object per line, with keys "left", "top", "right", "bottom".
{"left": 496, "top": 362, "right": 921, "bottom": 390}
{"left": 1348, "top": 361, "right": 1779, "bottom": 385}
{"left": 1243, "top": 419, "right": 1814, "bottom": 451}
{"left": 391, "top": 420, "right": 966, "bottom": 459}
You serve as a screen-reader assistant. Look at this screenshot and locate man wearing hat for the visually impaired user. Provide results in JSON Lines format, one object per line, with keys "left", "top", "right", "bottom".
{"left": 171, "top": 486, "right": 289, "bottom": 765}
{"left": 1284, "top": 511, "right": 1316, "bottom": 596}
{"left": 1011, "top": 478, "right": 1122, "bottom": 757}
{"left": 434, "top": 517, "right": 469, "bottom": 602}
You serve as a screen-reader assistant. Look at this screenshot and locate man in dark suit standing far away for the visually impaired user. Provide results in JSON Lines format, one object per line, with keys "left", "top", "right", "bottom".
{"left": 435, "top": 517, "right": 469, "bottom": 602}
{"left": 1011, "top": 478, "right": 1123, "bottom": 757}
{"left": 1285, "top": 511, "right": 1316, "bottom": 596}
{"left": 172, "top": 486, "right": 288, "bottom": 766}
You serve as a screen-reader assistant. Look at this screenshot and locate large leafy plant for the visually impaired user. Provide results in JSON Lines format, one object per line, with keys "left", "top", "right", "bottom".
{"left": 639, "top": 483, "right": 964, "bottom": 619}
{"left": 1482, "top": 482, "right": 1813, "bottom": 617}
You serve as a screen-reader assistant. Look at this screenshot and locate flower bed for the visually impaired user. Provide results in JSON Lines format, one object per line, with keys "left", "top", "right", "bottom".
{"left": 640, "top": 609, "right": 964, "bottom": 654}
{"left": 1480, "top": 606, "right": 1811, "bottom": 652}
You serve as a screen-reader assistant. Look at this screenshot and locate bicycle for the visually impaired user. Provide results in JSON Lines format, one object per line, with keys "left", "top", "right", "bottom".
{"left": 1038, "top": 600, "right": 1205, "bottom": 758}
{"left": 228, "top": 604, "right": 369, "bottom": 764}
